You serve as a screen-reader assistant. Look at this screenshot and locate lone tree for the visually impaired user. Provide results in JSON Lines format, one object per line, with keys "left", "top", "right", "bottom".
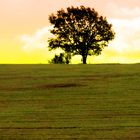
{"left": 48, "top": 6, "right": 115, "bottom": 64}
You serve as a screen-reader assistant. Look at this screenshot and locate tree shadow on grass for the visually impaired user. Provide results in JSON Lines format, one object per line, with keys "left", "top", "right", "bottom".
{"left": 0, "top": 83, "right": 84, "bottom": 91}
{"left": 37, "top": 83, "right": 83, "bottom": 89}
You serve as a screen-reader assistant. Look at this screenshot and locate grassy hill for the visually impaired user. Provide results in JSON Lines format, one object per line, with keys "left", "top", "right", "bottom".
{"left": 0, "top": 64, "right": 140, "bottom": 139}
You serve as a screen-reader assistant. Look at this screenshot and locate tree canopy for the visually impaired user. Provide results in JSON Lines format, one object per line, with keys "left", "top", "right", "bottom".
{"left": 48, "top": 6, "right": 115, "bottom": 64}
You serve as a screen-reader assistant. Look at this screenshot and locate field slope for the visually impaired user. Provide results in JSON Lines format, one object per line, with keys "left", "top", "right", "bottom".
{"left": 0, "top": 64, "right": 140, "bottom": 139}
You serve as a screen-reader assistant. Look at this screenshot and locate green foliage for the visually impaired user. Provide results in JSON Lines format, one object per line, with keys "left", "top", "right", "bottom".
{"left": 48, "top": 6, "right": 115, "bottom": 64}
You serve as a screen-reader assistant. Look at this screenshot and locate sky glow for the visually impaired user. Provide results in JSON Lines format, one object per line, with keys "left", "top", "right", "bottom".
{"left": 0, "top": 0, "right": 140, "bottom": 64}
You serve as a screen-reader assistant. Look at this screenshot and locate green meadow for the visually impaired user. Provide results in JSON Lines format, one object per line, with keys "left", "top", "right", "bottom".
{"left": 0, "top": 64, "right": 140, "bottom": 139}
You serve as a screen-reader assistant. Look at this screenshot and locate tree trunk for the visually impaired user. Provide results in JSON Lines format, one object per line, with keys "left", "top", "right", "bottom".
{"left": 82, "top": 55, "right": 87, "bottom": 64}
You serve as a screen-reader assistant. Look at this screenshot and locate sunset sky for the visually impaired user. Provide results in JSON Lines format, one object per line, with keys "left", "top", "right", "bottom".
{"left": 0, "top": 0, "right": 140, "bottom": 64}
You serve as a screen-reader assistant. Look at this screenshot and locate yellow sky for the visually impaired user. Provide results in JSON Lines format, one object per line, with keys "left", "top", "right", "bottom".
{"left": 0, "top": 0, "right": 140, "bottom": 64}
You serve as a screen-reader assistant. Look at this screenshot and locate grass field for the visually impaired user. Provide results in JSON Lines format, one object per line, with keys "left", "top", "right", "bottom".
{"left": 0, "top": 64, "right": 140, "bottom": 140}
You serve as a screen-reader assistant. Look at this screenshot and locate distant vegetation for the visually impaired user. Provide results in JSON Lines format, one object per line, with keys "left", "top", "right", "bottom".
{"left": 48, "top": 5, "right": 115, "bottom": 64}
{"left": 48, "top": 53, "right": 71, "bottom": 64}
